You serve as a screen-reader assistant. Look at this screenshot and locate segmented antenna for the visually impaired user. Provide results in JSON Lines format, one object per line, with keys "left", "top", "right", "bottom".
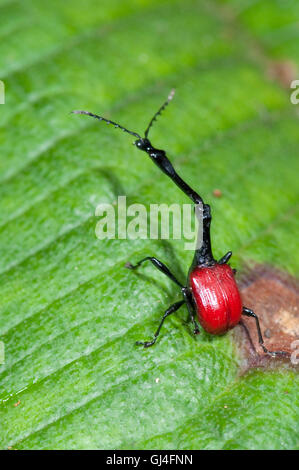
{"left": 144, "top": 89, "right": 175, "bottom": 139}
{"left": 71, "top": 110, "right": 141, "bottom": 139}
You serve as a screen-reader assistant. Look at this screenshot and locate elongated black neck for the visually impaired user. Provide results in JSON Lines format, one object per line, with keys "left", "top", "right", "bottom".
{"left": 141, "top": 141, "right": 215, "bottom": 266}
{"left": 192, "top": 203, "right": 215, "bottom": 267}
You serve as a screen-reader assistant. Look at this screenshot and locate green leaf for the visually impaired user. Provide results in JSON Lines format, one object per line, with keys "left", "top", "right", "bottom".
{"left": 0, "top": 0, "right": 298, "bottom": 450}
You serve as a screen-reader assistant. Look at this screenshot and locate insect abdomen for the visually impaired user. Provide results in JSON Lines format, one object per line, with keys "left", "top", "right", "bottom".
{"left": 189, "top": 264, "right": 242, "bottom": 335}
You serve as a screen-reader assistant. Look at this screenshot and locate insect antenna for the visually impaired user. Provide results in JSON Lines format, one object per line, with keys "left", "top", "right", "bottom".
{"left": 144, "top": 89, "right": 175, "bottom": 139}
{"left": 71, "top": 110, "right": 141, "bottom": 139}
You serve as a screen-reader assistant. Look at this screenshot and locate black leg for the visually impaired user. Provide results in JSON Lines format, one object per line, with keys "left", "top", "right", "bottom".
{"left": 136, "top": 300, "right": 185, "bottom": 348}
{"left": 182, "top": 288, "right": 200, "bottom": 335}
{"left": 242, "top": 307, "right": 288, "bottom": 358}
{"left": 239, "top": 318, "right": 256, "bottom": 354}
{"left": 218, "top": 251, "right": 232, "bottom": 265}
{"left": 126, "top": 256, "right": 183, "bottom": 288}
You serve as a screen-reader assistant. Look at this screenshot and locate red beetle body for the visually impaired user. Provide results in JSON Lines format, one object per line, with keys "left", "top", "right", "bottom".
{"left": 189, "top": 263, "right": 242, "bottom": 335}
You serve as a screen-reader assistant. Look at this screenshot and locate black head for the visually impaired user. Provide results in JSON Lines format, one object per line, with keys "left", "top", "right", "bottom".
{"left": 135, "top": 138, "right": 152, "bottom": 152}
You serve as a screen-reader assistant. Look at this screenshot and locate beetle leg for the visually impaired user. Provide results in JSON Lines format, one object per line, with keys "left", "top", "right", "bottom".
{"left": 126, "top": 256, "right": 183, "bottom": 288}
{"left": 182, "top": 288, "right": 200, "bottom": 335}
{"left": 136, "top": 300, "right": 185, "bottom": 348}
{"left": 218, "top": 251, "right": 232, "bottom": 264}
{"left": 242, "top": 307, "right": 288, "bottom": 358}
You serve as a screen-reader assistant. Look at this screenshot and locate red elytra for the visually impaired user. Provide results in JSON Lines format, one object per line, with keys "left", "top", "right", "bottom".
{"left": 189, "top": 264, "right": 242, "bottom": 335}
